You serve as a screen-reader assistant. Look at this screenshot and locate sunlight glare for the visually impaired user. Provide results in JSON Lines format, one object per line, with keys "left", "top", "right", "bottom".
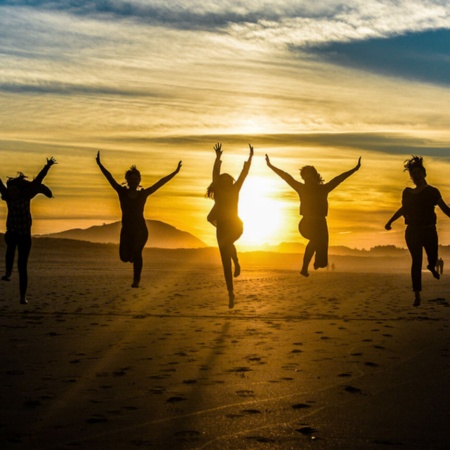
{"left": 238, "top": 176, "right": 285, "bottom": 247}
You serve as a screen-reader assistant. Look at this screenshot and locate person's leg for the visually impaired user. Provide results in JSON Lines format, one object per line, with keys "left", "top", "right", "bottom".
{"left": 232, "top": 219, "right": 243, "bottom": 277}
{"left": 299, "top": 219, "right": 314, "bottom": 276}
{"left": 423, "top": 226, "right": 439, "bottom": 279}
{"left": 131, "top": 227, "right": 148, "bottom": 288}
{"left": 119, "top": 228, "right": 133, "bottom": 263}
{"left": 230, "top": 244, "right": 241, "bottom": 277}
{"left": 405, "top": 226, "right": 423, "bottom": 306}
{"left": 301, "top": 241, "right": 315, "bottom": 277}
{"left": 2, "top": 231, "right": 17, "bottom": 281}
{"left": 218, "top": 243, "right": 235, "bottom": 307}
{"left": 217, "top": 225, "right": 235, "bottom": 307}
{"left": 313, "top": 219, "right": 329, "bottom": 270}
{"left": 17, "top": 233, "right": 32, "bottom": 304}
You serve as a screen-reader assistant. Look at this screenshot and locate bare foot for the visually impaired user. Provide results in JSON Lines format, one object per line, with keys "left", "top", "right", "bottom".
{"left": 413, "top": 292, "right": 421, "bottom": 307}
{"left": 228, "top": 292, "right": 235, "bottom": 309}
{"left": 131, "top": 281, "right": 140, "bottom": 288}
{"left": 427, "top": 265, "right": 440, "bottom": 280}
{"left": 300, "top": 269, "right": 309, "bottom": 277}
{"left": 234, "top": 264, "right": 241, "bottom": 278}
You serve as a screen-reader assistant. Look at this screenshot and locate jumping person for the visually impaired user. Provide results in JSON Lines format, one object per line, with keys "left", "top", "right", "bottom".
{"left": 207, "top": 143, "right": 253, "bottom": 308}
{"left": 0, "top": 157, "right": 57, "bottom": 304}
{"left": 96, "top": 151, "right": 182, "bottom": 288}
{"left": 385, "top": 156, "right": 450, "bottom": 306}
{"left": 266, "top": 154, "right": 361, "bottom": 277}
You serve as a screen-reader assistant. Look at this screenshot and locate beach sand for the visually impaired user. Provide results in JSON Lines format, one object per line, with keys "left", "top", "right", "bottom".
{"left": 1, "top": 241, "right": 450, "bottom": 449}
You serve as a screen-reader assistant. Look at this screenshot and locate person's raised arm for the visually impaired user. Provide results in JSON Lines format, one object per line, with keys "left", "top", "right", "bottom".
{"left": 235, "top": 144, "right": 254, "bottom": 190}
{"left": 144, "top": 161, "right": 182, "bottom": 196}
{"left": 385, "top": 207, "right": 403, "bottom": 230}
{"left": 326, "top": 157, "right": 361, "bottom": 192}
{"left": 34, "top": 157, "right": 57, "bottom": 184}
{"left": 265, "top": 154, "right": 300, "bottom": 191}
{"left": 212, "top": 142, "right": 222, "bottom": 184}
{"left": 438, "top": 198, "right": 450, "bottom": 218}
{"left": 96, "top": 151, "right": 121, "bottom": 191}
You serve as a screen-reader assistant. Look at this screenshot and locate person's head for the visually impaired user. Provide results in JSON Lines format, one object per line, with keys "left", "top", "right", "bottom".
{"left": 300, "top": 165, "right": 323, "bottom": 185}
{"left": 125, "top": 166, "right": 141, "bottom": 189}
{"left": 206, "top": 173, "right": 235, "bottom": 199}
{"left": 6, "top": 172, "right": 29, "bottom": 190}
{"left": 404, "top": 155, "right": 426, "bottom": 185}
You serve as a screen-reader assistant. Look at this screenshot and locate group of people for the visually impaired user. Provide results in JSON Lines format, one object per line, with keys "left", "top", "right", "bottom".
{"left": 1, "top": 147, "right": 449, "bottom": 308}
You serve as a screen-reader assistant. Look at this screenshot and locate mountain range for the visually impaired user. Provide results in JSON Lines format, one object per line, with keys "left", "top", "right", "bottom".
{"left": 41, "top": 220, "right": 207, "bottom": 249}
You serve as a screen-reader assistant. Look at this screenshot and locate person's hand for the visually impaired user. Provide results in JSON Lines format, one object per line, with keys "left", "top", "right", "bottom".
{"left": 265, "top": 154, "right": 271, "bottom": 166}
{"left": 213, "top": 143, "right": 222, "bottom": 157}
{"left": 385, "top": 223, "right": 392, "bottom": 231}
{"left": 176, "top": 161, "right": 182, "bottom": 173}
{"left": 46, "top": 157, "right": 57, "bottom": 167}
{"left": 248, "top": 144, "right": 254, "bottom": 158}
{"left": 356, "top": 157, "right": 361, "bottom": 170}
{"left": 96, "top": 151, "right": 101, "bottom": 165}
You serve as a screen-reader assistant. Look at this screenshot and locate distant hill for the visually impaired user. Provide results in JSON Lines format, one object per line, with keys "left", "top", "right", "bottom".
{"left": 41, "top": 220, "right": 207, "bottom": 249}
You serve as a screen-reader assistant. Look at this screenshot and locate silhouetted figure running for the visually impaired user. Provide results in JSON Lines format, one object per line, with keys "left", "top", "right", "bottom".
{"left": 0, "top": 157, "right": 57, "bottom": 304}
{"left": 207, "top": 143, "right": 253, "bottom": 308}
{"left": 96, "top": 152, "right": 182, "bottom": 288}
{"left": 266, "top": 154, "right": 361, "bottom": 277}
{"left": 385, "top": 156, "right": 450, "bottom": 307}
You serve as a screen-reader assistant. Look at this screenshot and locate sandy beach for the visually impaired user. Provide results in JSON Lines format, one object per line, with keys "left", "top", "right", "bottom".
{"left": 2, "top": 240, "right": 450, "bottom": 449}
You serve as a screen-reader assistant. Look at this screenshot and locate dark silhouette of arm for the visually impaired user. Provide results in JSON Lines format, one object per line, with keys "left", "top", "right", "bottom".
{"left": 235, "top": 144, "right": 254, "bottom": 190}
{"left": 438, "top": 198, "right": 450, "bottom": 218}
{"left": 144, "top": 161, "right": 182, "bottom": 196}
{"left": 34, "top": 157, "right": 57, "bottom": 184}
{"left": 212, "top": 142, "right": 222, "bottom": 185}
{"left": 325, "top": 157, "right": 361, "bottom": 192}
{"left": 385, "top": 207, "right": 403, "bottom": 230}
{"left": 96, "top": 151, "right": 121, "bottom": 191}
{"left": 265, "top": 154, "right": 301, "bottom": 191}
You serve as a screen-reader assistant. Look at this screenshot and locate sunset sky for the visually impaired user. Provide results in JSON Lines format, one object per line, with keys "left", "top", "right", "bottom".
{"left": 1, "top": 0, "right": 450, "bottom": 250}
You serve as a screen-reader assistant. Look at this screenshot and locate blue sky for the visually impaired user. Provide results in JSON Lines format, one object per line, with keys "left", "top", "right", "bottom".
{"left": 1, "top": 0, "right": 450, "bottom": 248}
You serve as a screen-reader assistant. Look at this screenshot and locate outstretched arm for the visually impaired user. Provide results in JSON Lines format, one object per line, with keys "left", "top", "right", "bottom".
{"left": 385, "top": 207, "right": 403, "bottom": 230}
{"left": 212, "top": 142, "right": 222, "bottom": 184}
{"left": 235, "top": 144, "right": 254, "bottom": 190}
{"left": 438, "top": 198, "right": 450, "bottom": 218}
{"left": 0, "top": 178, "right": 7, "bottom": 200}
{"left": 265, "top": 154, "right": 301, "bottom": 191}
{"left": 96, "top": 151, "right": 121, "bottom": 191}
{"left": 326, "top": 157, "right": 361, "bottom": 192}
{"left": 145, "top": 161, "right": 182, "bottom": 196}
{"left": 34, "top": 157, "right": 57, "bottom": 184}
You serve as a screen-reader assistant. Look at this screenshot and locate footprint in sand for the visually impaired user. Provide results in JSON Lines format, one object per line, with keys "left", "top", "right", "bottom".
{"left": 174, "top": 430, "right": 201, "bottom": 442}
{"left": 292, "top": 403, "right": 311, "bottom": 410}
{"left": 235, "top": 390, "right": 255, "bottom": 397}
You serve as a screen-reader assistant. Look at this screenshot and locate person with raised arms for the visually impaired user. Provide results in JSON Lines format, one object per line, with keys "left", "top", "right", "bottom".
{"left": 96, "top": 151, "right": 182, "bottom": 288}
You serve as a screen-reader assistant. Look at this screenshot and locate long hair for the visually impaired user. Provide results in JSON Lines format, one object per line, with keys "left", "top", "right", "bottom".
{"left": 404, "top": 155, "right": 426, "bottom": 176}
{"left": 206, "top": 173, "right": 235, "bottom": 199}
{"left": 300, "top": 165, "right": 324, "bottom": 184}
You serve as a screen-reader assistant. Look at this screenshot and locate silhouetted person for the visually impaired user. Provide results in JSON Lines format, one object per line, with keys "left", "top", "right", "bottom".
{"left": 0, "top": 157, "right": 57, "bottom": 304}
{"left": 96, "top": 152, "right": 182, "bottom": 288}
{"left": 437, "top": 257, "right": 444, "bottom": 275}
{"left": 266, "top": 154, "right": 361, "bottom": 277}
{"left": 385, "top": 156, "right": 450, "bottom": 306}
{"left": 207, "top": 143, "right": 253, "bottom": 308}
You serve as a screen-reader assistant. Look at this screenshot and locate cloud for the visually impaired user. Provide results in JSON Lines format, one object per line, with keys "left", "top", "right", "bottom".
{"left": 301, "top": 29, "right": 450, "bottom": 87}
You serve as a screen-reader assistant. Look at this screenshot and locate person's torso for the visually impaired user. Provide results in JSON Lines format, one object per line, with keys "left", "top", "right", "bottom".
{"left": 402, "top": 185, "right": 441, "bottom": 226}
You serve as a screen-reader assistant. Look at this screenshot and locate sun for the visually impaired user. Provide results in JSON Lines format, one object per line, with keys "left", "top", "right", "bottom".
{"left": 238, "top": 176, "right": 285, "bottom": 248}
